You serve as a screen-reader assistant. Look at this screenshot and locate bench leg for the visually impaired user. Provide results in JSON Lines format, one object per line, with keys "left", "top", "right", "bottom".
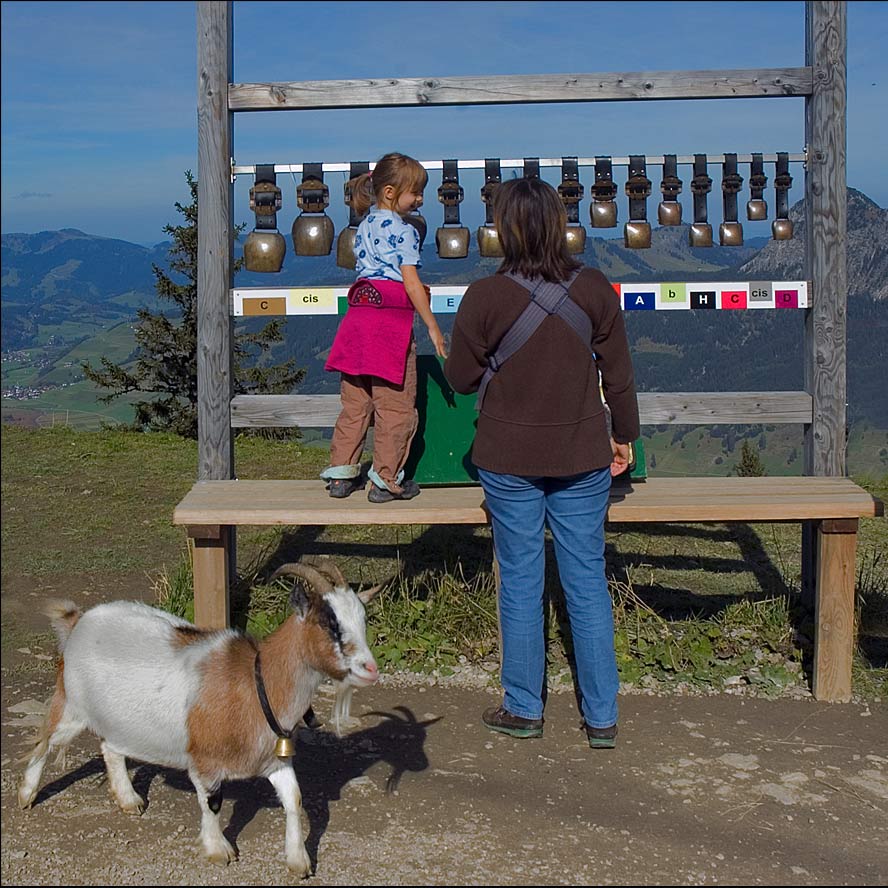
{"left": 812, "top": 519, "right": 858, "bottom": 703}
{"left": 191, "top": 526, "right": 232, "bottom": 630}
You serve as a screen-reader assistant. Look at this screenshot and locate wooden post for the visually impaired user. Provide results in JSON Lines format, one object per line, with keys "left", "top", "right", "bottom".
{"left": 191, "top": 528, "right": 232, "bottom": 630}
{"left": 812, "top": 519, "right": 858, "bottom": 702}
{"left": 197, "top": 0, "right": 234, "bottom": 483}
{"left": 196, "top": 1, "right": 234, "bottom": 624}
{"left": 801, "top": 1, "right": 847, "bottom": 610}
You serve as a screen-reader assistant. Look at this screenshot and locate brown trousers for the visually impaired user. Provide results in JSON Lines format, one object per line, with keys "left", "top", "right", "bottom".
{"left": 329, "top": 341, "right": 418, "bottom": 491}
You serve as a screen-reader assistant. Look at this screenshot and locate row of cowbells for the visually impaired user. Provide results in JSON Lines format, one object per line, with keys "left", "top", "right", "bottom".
{"left": 243, "top": 154, "right": 796, "bottom": 272}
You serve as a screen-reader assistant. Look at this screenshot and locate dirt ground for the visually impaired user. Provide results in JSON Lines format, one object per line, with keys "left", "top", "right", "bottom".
{"left": 2, "top": 630, "right": 887, "bottom": 887}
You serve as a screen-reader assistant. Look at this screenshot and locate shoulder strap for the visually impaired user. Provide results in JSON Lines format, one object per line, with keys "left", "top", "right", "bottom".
{"left": 476, "top": 269, "right": 590, "bottom": 411}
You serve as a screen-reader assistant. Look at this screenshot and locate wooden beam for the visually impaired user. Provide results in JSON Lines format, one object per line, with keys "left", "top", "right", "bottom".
{"left": 229, "top": 68, "right": 813, "bottom": 112}
{"left": 229, "top": 391, "right": 814, "bottom": 429}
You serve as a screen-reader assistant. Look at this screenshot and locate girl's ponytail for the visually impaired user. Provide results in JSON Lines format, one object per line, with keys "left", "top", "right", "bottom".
{"left": 348, "top": 173, "right": 376, "bottom": 216}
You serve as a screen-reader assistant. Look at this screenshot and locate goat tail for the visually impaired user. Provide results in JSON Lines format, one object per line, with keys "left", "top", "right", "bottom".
{"left": 44, "top": 600, "right": 81, "bottom": 653}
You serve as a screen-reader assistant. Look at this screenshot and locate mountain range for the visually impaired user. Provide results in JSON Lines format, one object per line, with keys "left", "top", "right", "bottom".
{"left": 2, "top": 188, "right": 886, "bottom": 426}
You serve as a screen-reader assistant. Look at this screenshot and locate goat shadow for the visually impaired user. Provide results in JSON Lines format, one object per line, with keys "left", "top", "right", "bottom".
{"left": 28, "top": 705, "right": 440, "bottom": 877}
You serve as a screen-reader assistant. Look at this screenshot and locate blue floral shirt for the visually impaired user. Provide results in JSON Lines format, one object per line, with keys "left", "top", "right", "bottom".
{"left": 354, "top": 207, "right": 422, "bottom": 282}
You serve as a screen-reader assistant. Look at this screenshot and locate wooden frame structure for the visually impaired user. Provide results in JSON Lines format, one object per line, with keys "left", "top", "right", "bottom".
{"left": 190, "top": 2, "right": 874, "bottom": 699}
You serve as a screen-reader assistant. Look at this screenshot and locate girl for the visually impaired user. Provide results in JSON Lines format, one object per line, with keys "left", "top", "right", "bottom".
{"left": 321, "top": 152, "right": 447, "bottom": 502}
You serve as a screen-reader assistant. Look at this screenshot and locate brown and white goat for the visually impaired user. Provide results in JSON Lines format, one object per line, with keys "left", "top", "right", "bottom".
{"left": 18, "top": 559, "right": 379, "bottom": 877}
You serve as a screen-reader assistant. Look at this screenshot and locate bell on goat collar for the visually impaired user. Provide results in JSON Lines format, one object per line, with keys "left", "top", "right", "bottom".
{"left": 746, "top": 199, "right": 768, "bottom": 221}
{"left": 689, "top": 222, "right": 713, "bottom": 248}
{"left": 436, "top": 225, "right": 470, "bottom": 259}
{"left": 565, "top": 225, "right": 586, "bottom": 254}
{"left": 477, "top": 225, "right": 504, "bottom": 258}
{"left": 658, "top": 200, "right": 682, "bottom": 226}
{"left": 292, "top": 213, "right": 334, "bottom": 256}
{"left": 274, "top": 735, "right": 295, "bottom": 759}
{"left": 336, "top": 227, "right": 358, "bottom": 270}
{"left": 244, "top": 230, "right": 286, "bottom": 273}
{"left": 624, "top": 220, "right": 651, "bottom": 250}
{"left": 719, "top": 221, "right": 744, "bottom": 247}
{"left": 772, "top": 218, "right": 794, "bottom": 241}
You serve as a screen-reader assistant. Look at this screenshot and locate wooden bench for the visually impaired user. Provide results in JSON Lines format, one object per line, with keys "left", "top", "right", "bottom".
{"left": 174, "top": 474, "right": 882, "bottom": 703}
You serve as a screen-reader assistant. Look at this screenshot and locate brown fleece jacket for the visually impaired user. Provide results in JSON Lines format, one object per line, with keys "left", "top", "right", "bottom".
{"left": 443, "top": 267, "right": 640, "bottom": 477}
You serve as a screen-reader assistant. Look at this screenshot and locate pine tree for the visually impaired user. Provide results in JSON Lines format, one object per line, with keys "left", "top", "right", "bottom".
{"left": 733, "top": 439, "right": 766, "bottom": 476}
{"left": 83, "top": 172, "right": 304, "bottom": 439}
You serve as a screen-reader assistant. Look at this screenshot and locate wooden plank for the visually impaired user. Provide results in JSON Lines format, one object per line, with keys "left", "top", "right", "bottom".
{"left": 197, "top": 1, "right": 235, "bottom": 482}
{"left": 804, "top": 1, "right": 847, "bottom": 477}
{"left": 172, "top": 478, "right": 882, "bottom": 527}
{"left": 192, "top": 531, "right": 231, "bottom": 630}
{"left": 229, "top": 68, "right": 813, "bottom": 112}
{"left": 229, "top": 392, "right": 814, "bottom": 429}
{"left": 812, "top": 521, "right": 857, "bottom": 702}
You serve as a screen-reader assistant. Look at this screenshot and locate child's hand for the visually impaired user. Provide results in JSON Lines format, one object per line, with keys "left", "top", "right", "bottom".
{"left": 429, "top": 324, "right": 448, "bottom": 359}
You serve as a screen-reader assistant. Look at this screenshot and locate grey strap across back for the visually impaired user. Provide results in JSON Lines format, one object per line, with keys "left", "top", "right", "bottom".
{"left": 476, "top": 269, "right": 592, "bottom": 410}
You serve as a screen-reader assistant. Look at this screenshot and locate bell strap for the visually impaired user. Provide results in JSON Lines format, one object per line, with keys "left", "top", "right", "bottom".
{"left": 252, "top": 164, "right": 280, "bottom": 231}
{"left": 558, "top": 157, "right": 583, "bottom": 224}
{"left": 626, "top": 155, "right": 651, "bottom": 221}
{"left": 749, "top": 153, "right": 767, "bottom": 201}
{"left": 660, "top": 154, "right": 681, "bottom": 201}
{"left": 438, "top": 159, "right": 464, "bottom": 226}
{"left": 721, "top": 153, "right": 742, "bottom": 224}
{"left": 523, "top": 157, "right": 540, "bottom": 180}
{"left": 481, "top": 158, "right": 502, "bottom": 225}
{"left": 592, "top": 156, "right": 617, "bottom": 202}
{"left": 691, "top": 154, "right": 712, "bottom": 224}
{"left": 347, "top": 161, "right": 370, "bottom": 227}
{"left": 476, "top": 270, "right": 587, "bottom": 411}
{"left": 254, "top": 650, "right": 296, "bottom": 750}
{"left": 298, "top": 162, "right": 328, "bottom": 213}
{"left": 774, "top": 152, "right": 792, "bottom": 220}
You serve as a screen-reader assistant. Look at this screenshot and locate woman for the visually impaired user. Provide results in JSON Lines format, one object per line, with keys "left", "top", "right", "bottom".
{"left": 443, "top": 177, "right": 639, "bottom": 747}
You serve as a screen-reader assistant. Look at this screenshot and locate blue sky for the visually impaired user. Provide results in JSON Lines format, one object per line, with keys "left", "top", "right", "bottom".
{"left": 2, "top": 0, "right": 886, "bottom": 246}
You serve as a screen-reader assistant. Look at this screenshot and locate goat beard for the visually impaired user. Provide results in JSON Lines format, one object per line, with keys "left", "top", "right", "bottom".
{"left": 331, "top": 682, "right": 355, "bottom": 737}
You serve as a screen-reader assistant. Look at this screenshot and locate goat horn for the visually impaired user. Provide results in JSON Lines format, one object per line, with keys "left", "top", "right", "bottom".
{"left": 269, "top": 563, "right": 334, "bottom": 595}
{"left": 301, "top": 555, "right": 347, "bottom": 587}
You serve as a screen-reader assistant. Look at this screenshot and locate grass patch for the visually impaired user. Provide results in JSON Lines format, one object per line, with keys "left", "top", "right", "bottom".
{"left": 5, "top": 425, "right": 887, "bottom": 700}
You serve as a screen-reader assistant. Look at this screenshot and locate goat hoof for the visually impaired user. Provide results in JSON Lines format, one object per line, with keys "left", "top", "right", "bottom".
{"left": 206, "top": 843, "right": 237, "bottom": 866}
{"left": 287, "top": 849, "right": 312, "bottom": 878}
{"left": 121, "top": 800, "right": 145, "bottom": 816}
{"left": 17, "top": 787, "right": 36, "bottom": 810}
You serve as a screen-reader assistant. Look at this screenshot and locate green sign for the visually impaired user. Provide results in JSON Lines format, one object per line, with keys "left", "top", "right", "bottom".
{"left": 405, "top": 356, "right": 646, "bottom": 486}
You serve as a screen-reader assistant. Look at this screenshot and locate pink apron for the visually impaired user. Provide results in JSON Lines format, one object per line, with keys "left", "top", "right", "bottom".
{"left": 325, "top": 279, "right": 415, "bottom": 386}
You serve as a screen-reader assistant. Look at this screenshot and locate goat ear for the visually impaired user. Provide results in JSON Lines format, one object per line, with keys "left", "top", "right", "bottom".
{"left": 289, "top": 582, "right": 312, "bottom": 617}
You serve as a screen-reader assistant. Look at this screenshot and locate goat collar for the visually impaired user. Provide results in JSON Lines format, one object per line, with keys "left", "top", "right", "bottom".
{"left": 253, "top": 651, "right": 296, "bottom": 757}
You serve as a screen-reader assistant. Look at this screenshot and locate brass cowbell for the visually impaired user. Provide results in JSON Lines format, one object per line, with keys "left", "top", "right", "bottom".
{"left": 274, "top": 735, "right": 295, "bottom": 758}
{"left": 245, "top": 165, "right": 286, "bottom": 273}
{"left": 590, "top": 157, "right": 618, "bottom": 228}
{"left": 292, "top": 163, "right": 334, "bottom": 256}
{"left": 477, "top": 159, "right": 504, "bottom": 258}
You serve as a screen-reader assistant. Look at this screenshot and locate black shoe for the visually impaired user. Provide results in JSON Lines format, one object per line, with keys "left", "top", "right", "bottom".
{"left": 584, "top": 722, "right": 618, "bottom": 749}
{"left": 482, "top": 705, "right": 543, "bottom": 739}
{"left": 367, "top": 479, "right": 421, "bottom": 503}
{"left": 327, "top": 477, "right": 364, "bottom": 498}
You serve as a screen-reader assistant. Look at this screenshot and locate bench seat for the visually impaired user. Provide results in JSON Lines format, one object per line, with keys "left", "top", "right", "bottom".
{"left": 174, "top": 477, "right": 880, "bottom": 527}
{"left": 173, "top": 475, "right": 883, "bottom": 703}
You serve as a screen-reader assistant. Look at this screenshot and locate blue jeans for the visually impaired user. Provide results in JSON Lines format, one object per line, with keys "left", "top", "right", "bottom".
{"left": 478, "top": 467, "right": 619, "bottom": 729}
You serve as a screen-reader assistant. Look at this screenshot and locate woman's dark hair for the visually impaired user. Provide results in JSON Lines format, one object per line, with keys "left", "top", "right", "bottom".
{"left": 348, "top": 152, "right": 428, "bottom": 216}
{"left": 493, "top": 177, "right": 581, "bottom": 282}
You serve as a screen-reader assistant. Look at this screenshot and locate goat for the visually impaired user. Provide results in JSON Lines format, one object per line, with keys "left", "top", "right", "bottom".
{"left": 18, "top": 557, "right": 380, "bottom": 877}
